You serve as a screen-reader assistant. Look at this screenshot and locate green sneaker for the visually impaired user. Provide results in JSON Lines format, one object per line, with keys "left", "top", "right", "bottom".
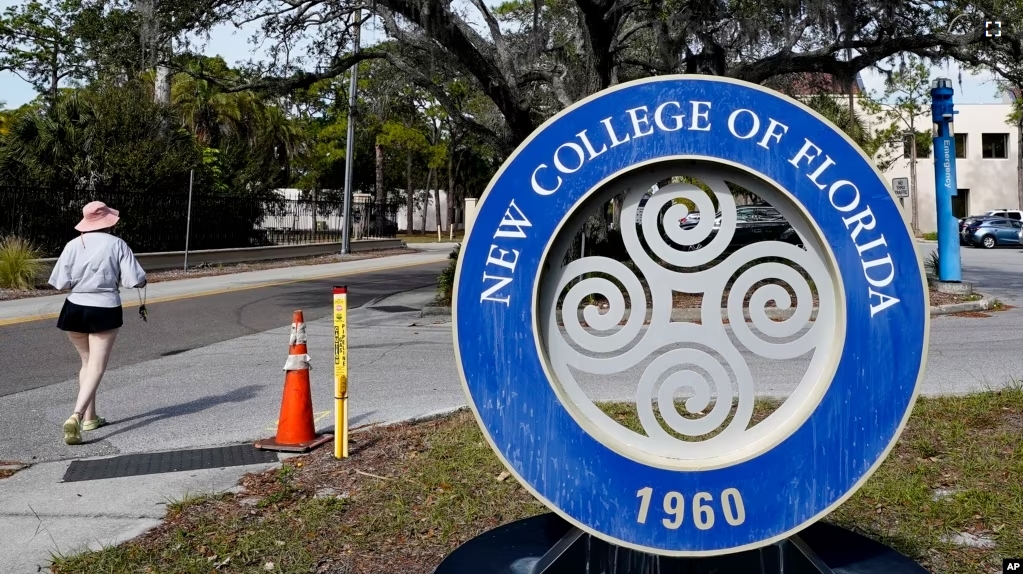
{"left": 82, "top": 417, "right": 107, "bottom": 431}
{"left": 63, "top": 414, "right": 82, "bottom": 445}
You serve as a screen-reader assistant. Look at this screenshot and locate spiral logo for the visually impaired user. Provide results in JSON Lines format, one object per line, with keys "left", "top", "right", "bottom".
{"left": 540, "top": 165, "right": 839, "bottom": 464}
{"left": 634, "top": 349, "right": 754, "bottom": 450}
{"left": 550, "top": 257, "right": 646, "bottom": 356}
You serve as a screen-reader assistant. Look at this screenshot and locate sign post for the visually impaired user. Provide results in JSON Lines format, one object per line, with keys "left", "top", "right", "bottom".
{"left": 892, "top": 177, "right": 909, "bottom": 196}
{"left": 931, "top": 78, "right": 963, "bottom": 282}
{"left": 892, "top": 177, "right": 909, "bottom": 209}
{"left": 333, "top": 285, "right": 349, "bottom": 459}
{"left": 444, "top": 75, "right": 929, "bottom": 569}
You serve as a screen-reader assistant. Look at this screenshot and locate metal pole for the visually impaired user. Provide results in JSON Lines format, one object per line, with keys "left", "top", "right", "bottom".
{"left": 183, "top": 169, "right": 194, "bottom": 271}
{"left": 931, "top": 78, "right": 962, "bottom": 282}
{"left": 340, "top": 9, "right": 362, "bottom": 255}
{"left": 333, "top": 285, "right": 349, "bottom": 459}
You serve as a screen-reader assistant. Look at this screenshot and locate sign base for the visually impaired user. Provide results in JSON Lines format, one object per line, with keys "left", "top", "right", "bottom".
{"left": 433, "top": 513, "right": 928, "bottom": 574}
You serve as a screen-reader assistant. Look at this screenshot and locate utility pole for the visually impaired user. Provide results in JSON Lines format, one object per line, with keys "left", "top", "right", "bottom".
{"left": 340, "top": 9, "right": 362, "bottom": 255}
{"left": 931, "top": 78, "right": 962, "bottom": 282}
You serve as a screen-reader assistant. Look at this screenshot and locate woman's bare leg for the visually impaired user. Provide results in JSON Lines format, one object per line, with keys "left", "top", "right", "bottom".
{"left": 66, "top": 332, "right": 94, "bottom": 420}
{"left": 71, "top": 329, "right": 118, "bottom": 420}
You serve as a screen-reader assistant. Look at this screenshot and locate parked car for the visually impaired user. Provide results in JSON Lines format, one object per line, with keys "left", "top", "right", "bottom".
{"left": 959, "top": 215, "right": 994, "bottom": 244}
{"left": 962, "top": 217, "right": 1023, "bottom": 248}
{"left": 681, "top": 205, "right": 802, "bottom": 250}
{"left": 679, "top": 212, "right": 701, "bottom": 226}
{"left": 984, "top": 209, "right": 1023, "bottom": 221}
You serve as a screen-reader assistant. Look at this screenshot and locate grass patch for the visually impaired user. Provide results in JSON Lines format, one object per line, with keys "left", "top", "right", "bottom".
{"left": 922, "top": 232, "right": 939, "bottom": 241}
{"left": 50, "top": 389, "right": 1023, "bottom": 574}
{"left": 0, "top": 236, "right": 42, "bottom": 289}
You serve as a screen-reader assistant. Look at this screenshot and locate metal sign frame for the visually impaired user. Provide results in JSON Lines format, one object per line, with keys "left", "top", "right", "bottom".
{"left": 892, "top": 177, "right": 910, "bottom": 198}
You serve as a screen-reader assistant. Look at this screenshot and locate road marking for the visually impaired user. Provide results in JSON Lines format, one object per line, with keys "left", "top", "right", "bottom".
{"left": 265, "top": 410, "right": 332, "bottom": 431}
{"left": 0, "top": 256, "right": 448, "bottom": 327}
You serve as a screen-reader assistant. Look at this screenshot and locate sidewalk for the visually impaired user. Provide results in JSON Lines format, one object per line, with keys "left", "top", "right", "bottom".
{"left": 0, "top": 245, "right": 456, "bottom": 325}
{"left": 0, "top": 285, "right": 463, "bottom": 574}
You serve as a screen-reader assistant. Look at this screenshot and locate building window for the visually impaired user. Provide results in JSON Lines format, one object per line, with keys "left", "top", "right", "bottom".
{"left": 954, "top": 133, "right": 967, "bottom": 158}
{"left": 982, "top": 133, "right": 1009, "bottom": 158}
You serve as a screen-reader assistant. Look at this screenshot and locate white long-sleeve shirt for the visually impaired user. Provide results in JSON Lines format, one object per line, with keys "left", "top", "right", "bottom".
{"left": 48, "top": 232, "right": 148, "bottom": 308}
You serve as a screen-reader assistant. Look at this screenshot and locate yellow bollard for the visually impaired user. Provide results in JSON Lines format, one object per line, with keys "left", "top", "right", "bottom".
{"left": 333, "top": 286, "right": 349, "bottom": 459}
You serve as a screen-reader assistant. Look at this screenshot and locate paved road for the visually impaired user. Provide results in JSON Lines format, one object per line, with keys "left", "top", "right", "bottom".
{"left": 916, "top": 241, "right": 1023, "bottom": 303}
{"left": 0, "top": 261, "right": 447, "bottom": 398}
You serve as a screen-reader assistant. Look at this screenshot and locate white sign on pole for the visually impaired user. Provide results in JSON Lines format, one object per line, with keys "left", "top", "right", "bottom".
{"left": 892, "top": 177, "right": 910, "bottom": 198}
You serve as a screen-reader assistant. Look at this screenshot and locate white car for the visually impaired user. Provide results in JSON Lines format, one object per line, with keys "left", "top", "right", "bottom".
{"left": 981, "top": 209, "right": 1023, "bottom": 221}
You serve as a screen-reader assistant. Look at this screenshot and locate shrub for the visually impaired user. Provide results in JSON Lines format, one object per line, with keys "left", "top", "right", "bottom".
{"left": 0, "top": 236, "right": 42, "bottom": 290}
{"left": 922, "top": 231, "right": 938, "bottom": 241}
{"left": 924, "top": 250, "right": 939, "bottom": 278}
{"left": 437, "top": 243, "right": 461, "bottom": 306}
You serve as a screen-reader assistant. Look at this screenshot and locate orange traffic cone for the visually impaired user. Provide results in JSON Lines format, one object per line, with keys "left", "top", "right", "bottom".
{"left": 255, "top": 310, "right": 333, "bottom": 453}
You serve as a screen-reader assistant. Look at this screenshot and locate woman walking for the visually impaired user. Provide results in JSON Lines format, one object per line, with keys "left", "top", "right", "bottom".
{"left": 49, "top": 201, "right": 147, "bottom": 445}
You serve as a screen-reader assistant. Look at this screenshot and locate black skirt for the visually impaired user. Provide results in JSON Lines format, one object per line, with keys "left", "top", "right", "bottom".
{"left": 56, "top": 299, "right": 123, "bottom": 333}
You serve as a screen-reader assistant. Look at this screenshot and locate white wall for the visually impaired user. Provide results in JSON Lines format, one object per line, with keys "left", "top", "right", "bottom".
{"left": 260, "top": 188, "right": 466, "bottom": 234}
{"left": 879, "top": 103, "right": 1019, "bottom": 232}
{"left": 395, "top": 190, "right": 465, "bottom": 233}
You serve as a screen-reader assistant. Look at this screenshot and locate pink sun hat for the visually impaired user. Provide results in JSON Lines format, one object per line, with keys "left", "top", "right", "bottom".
{"left": 75, "top": 201, "right": 120, "bottom": 232}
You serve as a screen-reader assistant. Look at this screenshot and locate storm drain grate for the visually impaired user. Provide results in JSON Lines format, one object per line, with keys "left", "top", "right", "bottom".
{"left": 370, "top": 305, "right": 420, "bottom": 313}
{"left": 61, "top": 444, "right": 280, "bottom": 482}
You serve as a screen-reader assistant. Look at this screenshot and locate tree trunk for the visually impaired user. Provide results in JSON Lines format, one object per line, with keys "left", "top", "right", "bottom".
{"left": 406, "top": 149, "right": 415, "bottom": 235}
{"left": 155, "top": 66, "right": 171, "bottom": 105}
{"left": 421, "top": 168, "right": 433, "bottom": 234}
{"left": 375, "top": 140, "right": 385, "bottom": 203}
{"left": 909, "top": 128, "right": 919, "bottom": 235}
{"left": 447, "top": 151, "right": 463, "bottom": 240}
{"left": 49, "top": 47, "right": 59, "bottom": 110}
{"left": 434, "top": 185, "right": 443, "bottom": 242}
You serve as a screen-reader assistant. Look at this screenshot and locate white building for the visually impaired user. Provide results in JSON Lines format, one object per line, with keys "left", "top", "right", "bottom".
{"left": 784, "top": 73, "right": 1021, "bottom": 233}
{"left": 880, "top": 97, "right": 1019, "bottom": 232}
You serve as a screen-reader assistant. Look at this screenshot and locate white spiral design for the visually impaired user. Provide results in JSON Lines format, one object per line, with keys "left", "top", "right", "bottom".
{"left": 715, "top": 242, "right": 831, "bottom": 361}
{"left": 635, "top": 349, "right": 749, "bottom": 441}
{"left": 626, "top": 182, "right": 738, "bottom": 269}
{"left": 552, "top": 257, "right": 646, "bottom": 355}
{"left": 541, "top": 165, "right": 841, "bottom": 465}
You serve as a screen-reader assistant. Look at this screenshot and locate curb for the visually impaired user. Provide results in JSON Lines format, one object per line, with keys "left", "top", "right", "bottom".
{"left": 419, "top": 298, "right": 999, "bottom": 321}
{"left": 930, "top": 297, "right": 997, "bottom": 316}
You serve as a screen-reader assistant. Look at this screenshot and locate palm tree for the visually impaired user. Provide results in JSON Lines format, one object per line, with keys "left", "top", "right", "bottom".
{"left": 171, "top": 64, "right": 259, "bottom": 148}
{"left": 0, "top": 93, "right": 102, "bottom": 187}
{"left": 804, "top": 93, "right": 899, "bottom": 172}
{"left": 256, "top": 103, "right": 309, "bottom": 185}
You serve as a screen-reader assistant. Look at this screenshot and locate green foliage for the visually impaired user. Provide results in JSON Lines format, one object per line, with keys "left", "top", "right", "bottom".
{"left": 0, "top": 0, "right": 88, "bottom": 106}
{"left": 859, "top": 55, "right": 934, "bottom": 169}
{"left": 201, "top": 147, "right": 229, "bottom": 194}
{"left": 922, "top": 232, "right": 938, "bottom": 241}
{"left": 0, "top": 83, "right": 200, "bottom": 189}
{"left": 437, "top": 244, "right": 461, "bottom": 306}
{"left": 803, "top": 93, "right": 897, "bottom": 170}
{"left": 924, "top": 250, "right": 939, "bottom": 277}
{"left": 0, "top": 236, "right": 42, "bottom": 289}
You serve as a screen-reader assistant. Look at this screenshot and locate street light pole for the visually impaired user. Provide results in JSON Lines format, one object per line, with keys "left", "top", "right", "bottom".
{"left": 931, "top": 77, "right": 962, "bottom": 282}
{"left": 340, "top": 9, "right": 362, "bottom": 255}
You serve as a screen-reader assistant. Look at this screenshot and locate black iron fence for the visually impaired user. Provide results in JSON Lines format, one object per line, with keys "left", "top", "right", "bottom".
{"left": 0, "top": 186, "right": 401, "bottom": 257}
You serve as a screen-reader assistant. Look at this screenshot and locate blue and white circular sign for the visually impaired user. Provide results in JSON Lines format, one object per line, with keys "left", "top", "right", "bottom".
{"left": 452, "top": 75, "right": 929, "bottom": 556}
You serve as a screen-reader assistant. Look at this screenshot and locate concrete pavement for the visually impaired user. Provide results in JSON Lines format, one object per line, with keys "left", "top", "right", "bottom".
{"left": 0, "top": 286, "right": 461, "bottom": 574}
{"left": 915, "top": 240, "right": 1023, "bottom": 304}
